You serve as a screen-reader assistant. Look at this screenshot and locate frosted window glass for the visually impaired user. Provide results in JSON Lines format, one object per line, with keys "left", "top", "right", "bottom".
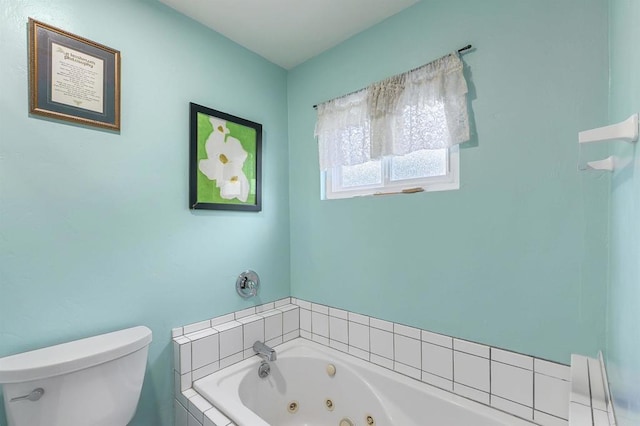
{"left": 341, "top": 160, "right": 382, "bottom": 187}
{"left": 390, "top": 149, "right": 447, "bottom": 181}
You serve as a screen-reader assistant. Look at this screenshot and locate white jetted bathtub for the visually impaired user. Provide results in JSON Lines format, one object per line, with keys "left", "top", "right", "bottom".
{"left": 193, "top": 339, "right": 537, "bottom": 426}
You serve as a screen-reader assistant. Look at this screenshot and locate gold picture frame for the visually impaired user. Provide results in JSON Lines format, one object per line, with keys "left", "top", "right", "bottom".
{"left": 28, "top": 18, "right": 121, "bottom": 131}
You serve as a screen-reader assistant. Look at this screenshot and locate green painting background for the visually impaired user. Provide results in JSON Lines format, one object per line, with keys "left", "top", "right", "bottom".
{"left": 197, "top": 112, "right": 257, "bottom": 205}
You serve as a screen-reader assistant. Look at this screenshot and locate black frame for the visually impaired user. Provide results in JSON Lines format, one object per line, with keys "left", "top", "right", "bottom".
{"left": 189, "top": 102, "right": 262, "bottom": 212}
{"left": 29, "top": 18, "right": 121, "bottom": 130}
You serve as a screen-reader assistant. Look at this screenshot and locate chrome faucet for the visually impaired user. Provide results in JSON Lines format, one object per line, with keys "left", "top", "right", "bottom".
{"left": 253, "top": 341, "right": 277, "bottom": 361}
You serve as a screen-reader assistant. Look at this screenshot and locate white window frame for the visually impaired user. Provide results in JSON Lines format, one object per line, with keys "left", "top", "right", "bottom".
{"left": 323, "top": 145, "right": 459, "bottom": 200}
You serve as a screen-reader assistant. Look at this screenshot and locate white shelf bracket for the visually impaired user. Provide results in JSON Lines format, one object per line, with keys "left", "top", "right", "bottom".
{"left": 579, "top": 113, "right": 639, "bottom": 144}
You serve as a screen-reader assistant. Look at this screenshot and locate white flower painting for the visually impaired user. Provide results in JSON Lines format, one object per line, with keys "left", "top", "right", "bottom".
{"left": 198, "top": 117, "right": 250, "bottom": 202}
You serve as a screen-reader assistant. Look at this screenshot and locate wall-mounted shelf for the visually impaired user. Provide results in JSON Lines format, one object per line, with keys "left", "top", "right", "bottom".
{"left": 585, "top": 156, "right": 615, "bottom": 172}
{"left": 578, "top": 113, "right": 638, "bottom": 172}
{"left": 579, "top": 113, "right": 639, "bottom": 144}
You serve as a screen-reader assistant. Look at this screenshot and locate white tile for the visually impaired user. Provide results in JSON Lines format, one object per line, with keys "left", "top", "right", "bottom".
{"left": 312, "top": 334, "right": 329, "bottom": 346}
{"left": 535, "top": 358, "right": 570, "bottom": 381}
{"left": 296, "top": 299, "right": 312, "bottom": 310}
{"left": 186, "top": 328, "right": 218, "bottom": 341}
{"left": 179, "top": 340, "right": 192, "bottom": 374}
{"left": 274, "top": 298, "right": 291, "bottom": 308}
{"left": 234, "top": 307, "right": 256, "bottom": 319}
{"left": 172, "top": 327, "right": 184, "bottom": 338}
{"left": 204, "top": 406, "right": 232, "bottom": 426}
{"left": 492, "top": 348, "right": 533, "bottom": 370}
{"left": 192, "top": 334, "right": 219, "bottom": 370}
{"left": 329, "top": 307, "right": 348, "bottom": 319}
{"left": 454, "top": 351, "right": 490, "bottom": 392}
{"left": 370, "top": 353, "right": 393, "bottom": 369}
{"left": 242, "top": 317, "right": 264, "bottom": 350}
{"left": 311, "top": 312, "right": 329, "bottom": 337}
{"left": 255, "top": 302, "right": 275, "bottom": 313}
{"left": 421, "top": 330, "right": 453, "bottom": 348}
{"left": 188, "top": 411, "right": 202, "bottom": 426}
{"left": 454, "top": 383, "right": 490, "bottom": 405}
{"left": 175, "top": 372, "right": 188, "bottom": 408}
{"left": 180, "top": 372, "right": 192, "bottom": 391}
{"left": 173, "top": 341, "right": 180, "bottom": 372}
{"left": 213, "top": 320, "right": 242, "bottom": 333}
{"left": 348, "top": 312, "right": 369, "bottom": 325}
{"left": 300, "top": 309, "right": 311, "bottom": 332}
{"left": 421, "top": 371, "right": 453, "bottom": 391}
{"left": 300, "top": 330, "right": 311, "bottom": 340}
{"left": 264, "top": 312, "right": 283, "bottom": 341}
{"left": 330, "top": 340, "right": 349, "bottom": 353}
{"left": 311, "top": 303, "right": 329, "bottom": 314}
{"left": 453, "top": 339, "right": 489, "bottom": 358}
{"left": 533, "top": 410, "right": 568, "bottom": 426}
{"left": 265, "top": 335, "right": 283, "bottom": 349}
{"left": 491, "top": 395, "right": 533, "bottom": 420}
{"left": 183, "top": 389, "right": 197, "bottom": 399}
{"left": 394, "top": 323, "right": 420, "bottom": 339}
{"left": 491, "top": 361, "right": 533, "bottom": 407}
{"left": 370, "top": 328, "right": 393, "bottom": 359}
{"left": 588, "top": 357, "right": 607, "bottom": 411}
{"left": 283, "top": 308, "right": 299, "bottom": 334}
{"left": 535, "top": 373, "right": 570, "bottom": 420}
{"left": 394, "top": 361, "right": 421, "bottom": 380}
{"left": 219, "top": 326, "right": 243, "bottom": 359}
{"left": 568, "top": 402, "right": 592, "bottom": 425}
{"left": 570, "top": 355, "right": 591, "bottom": 407}
{"left": 348, "top": 346, "right": 369, "bottom": 361}
{"left": 210, "top": 313, "right": 235, "bottom": 328}
{"left": 184, "top": 320, "right": 212, "bottom": 335}
{"left": 348, "top": 321, "right": 369, "bottom": 351}
{"left": 192, "top": 361, "right": 220, "bottom": 381}
{"left": 329, "top": 316, "right": 348, "bottom": 344}
{"left": 189, "top": 394, "right": 212, "bottom": 423}
{"left": 422, "top": 342, "right": 453, "bottom": 380}
{"left": 593, "top": 409, "right": 609, "bottom": 426}
{"left": 278, "top": 304, "right": 298, "bottom": 312}
{"left": 394, "top": 334, "right": 421, "bottom": 369}
{"left": 370, "top": 317, "right": 393, "bottom": 332}
{"left": 220, "top": 351, "right": 243, "bottom": 369}
{"left": 283, "top": 330, "right": 299, "bottom": 342}
{"left": 175, "top": 399, "right": 189, "bottom": 426}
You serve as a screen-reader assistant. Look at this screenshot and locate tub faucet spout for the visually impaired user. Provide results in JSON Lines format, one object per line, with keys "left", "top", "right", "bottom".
{"left": 253, "top": 341, "right": 277, "bottom": 361}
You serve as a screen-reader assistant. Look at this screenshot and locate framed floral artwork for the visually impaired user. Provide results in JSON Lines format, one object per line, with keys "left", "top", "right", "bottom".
{"left": 189, "top": 103, "right": 262, "bottom": 211}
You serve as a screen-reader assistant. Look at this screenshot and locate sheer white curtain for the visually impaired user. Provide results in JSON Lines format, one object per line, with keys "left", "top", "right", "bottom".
{"left": 315, "top": 52, "right": 470, "bottom": 171}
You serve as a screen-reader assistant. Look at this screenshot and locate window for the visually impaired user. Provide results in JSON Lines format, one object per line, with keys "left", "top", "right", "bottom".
{"left": 315, "top": 52, "right": 470, "bottom": 200}
{"left": 324, "top": 147, "right": 459, "bottom": 199}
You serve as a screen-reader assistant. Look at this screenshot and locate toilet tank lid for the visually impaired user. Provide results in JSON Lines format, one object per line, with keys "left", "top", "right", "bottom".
{"left": 0, "top": 326, "right": 152, "bottom": 384}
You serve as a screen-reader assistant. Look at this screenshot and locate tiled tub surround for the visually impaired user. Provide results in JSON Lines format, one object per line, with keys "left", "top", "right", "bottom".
{"left": 173, "top": 298, "right": 571, "bottom": 426}
{"left": 568, "top": 354, "right": 617, "bottom": 426}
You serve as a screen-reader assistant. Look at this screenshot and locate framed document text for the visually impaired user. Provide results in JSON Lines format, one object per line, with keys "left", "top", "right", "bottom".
{"left": 28, "top": 19, "right": 121, "bottom": 130}
{"left": 189, "top": 103, "right": 262, "bottom": 212}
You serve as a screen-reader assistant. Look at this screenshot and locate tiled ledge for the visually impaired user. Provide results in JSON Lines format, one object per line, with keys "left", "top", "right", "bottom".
{"left": 172, "top": 298, "right": 572, "bottom": 426}
{"left": 569, "top": 354, "right": 616, "bottom": 426}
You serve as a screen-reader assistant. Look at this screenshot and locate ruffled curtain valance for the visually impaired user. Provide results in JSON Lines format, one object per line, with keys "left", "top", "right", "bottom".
{"left": 315, "top": 52, "right": 470, "bottom": 171}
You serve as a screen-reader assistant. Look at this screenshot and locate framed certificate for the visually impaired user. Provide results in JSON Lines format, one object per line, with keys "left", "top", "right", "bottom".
{"left": 28, "top": 19, "right": 121, "bottom": 131}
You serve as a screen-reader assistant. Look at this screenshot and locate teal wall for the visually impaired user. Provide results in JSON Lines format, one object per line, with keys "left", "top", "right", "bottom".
{"left": 607, "top": 1, "right": 640, "bottom": 425}
{"left": 287, "top": 0, "right": 610, "bottom": 364}
{"left": 0, "top": 1, "right": 290, "bottom": 425}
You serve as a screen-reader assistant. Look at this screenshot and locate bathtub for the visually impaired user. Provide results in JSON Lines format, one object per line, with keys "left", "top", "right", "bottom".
{"left": 194, "top": 339, "right": 537, "bottom": 426}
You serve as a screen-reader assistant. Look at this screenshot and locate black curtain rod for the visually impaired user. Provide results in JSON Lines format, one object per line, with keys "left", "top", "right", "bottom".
{"left": 312, "top": 44, "right": 473, "bottom": 109}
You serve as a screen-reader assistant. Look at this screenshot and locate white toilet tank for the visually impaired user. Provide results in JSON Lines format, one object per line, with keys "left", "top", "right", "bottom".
{"left": 0, "top": 326, "right": 152, "bottom": 426}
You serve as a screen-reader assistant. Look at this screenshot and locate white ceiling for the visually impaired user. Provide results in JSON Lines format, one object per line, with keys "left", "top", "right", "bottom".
{"left": 158, "top": 0, "right": 419, "bottom": 69}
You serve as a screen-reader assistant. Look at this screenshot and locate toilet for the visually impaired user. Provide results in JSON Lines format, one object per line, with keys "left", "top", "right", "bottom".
{"left": 0, "top": 326, "right": 152, "bottom": 426}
